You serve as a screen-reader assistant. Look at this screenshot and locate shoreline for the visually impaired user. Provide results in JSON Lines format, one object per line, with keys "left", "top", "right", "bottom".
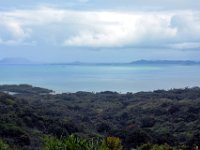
{"left": 0, "top": 84, "right": 199, "bottom": 95}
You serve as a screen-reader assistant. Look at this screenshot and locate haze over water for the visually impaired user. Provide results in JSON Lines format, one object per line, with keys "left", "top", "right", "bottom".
{"left": 0, "top": 64, "right": 200, "bottom": 93}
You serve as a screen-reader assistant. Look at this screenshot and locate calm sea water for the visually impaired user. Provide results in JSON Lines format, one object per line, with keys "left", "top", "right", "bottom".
{"left": 0, "top": 64, "right": 200, "bottom": 93}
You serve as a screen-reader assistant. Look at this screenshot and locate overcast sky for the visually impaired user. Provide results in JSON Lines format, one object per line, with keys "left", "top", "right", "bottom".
{"left": 0, "top": 0, "right": 200, "bottom": 62}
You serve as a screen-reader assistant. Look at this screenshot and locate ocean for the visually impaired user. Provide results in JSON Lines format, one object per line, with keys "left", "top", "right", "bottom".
{"left": 0, "top": 64, "right": 200, "bottom": 93}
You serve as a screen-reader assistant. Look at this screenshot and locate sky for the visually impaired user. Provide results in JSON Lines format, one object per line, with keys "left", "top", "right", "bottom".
{"left": 0, "top": 0, "right": 200, "bottom": 63}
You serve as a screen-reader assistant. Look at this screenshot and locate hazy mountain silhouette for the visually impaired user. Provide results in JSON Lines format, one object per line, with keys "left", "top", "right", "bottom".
{"left": 0, "top": 57, "right": 32, "bottom": 64}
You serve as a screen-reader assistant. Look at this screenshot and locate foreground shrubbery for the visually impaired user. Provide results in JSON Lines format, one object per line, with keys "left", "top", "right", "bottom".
{"left": 43, "top": 136, "right": 199, "bottom": 150}
{"left": 1, "top": 134, "right": 199, "bottom": 150}
{"left": 43, "top": 135, "right": 122, "bottom": 150}
{"left": 1, "top": 85, "right": 200, "bottom": 149}
{"left": 138, "top": 143, "right": 200, "bottom": 150}
{"left": 0, "top": 139, "right": 12, "bottom": 150}
{"left": 138, "top": 143, "right": 181, "bottom": 150}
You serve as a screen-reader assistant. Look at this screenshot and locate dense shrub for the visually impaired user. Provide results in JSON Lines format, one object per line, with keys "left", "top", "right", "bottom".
{"left": 104, "top": 137, "right": 123, "bottom": 150}
{"left": 1, "top": 85, "right": 200, "bottom": 149}
{"left": 0, "top": 139, "right": 12, "bottom": 150}
{"left": 43, "top": 135, "right": 124, "bottom": 150}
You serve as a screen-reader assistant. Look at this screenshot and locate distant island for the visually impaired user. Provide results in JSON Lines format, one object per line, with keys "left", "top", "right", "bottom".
{"left": 0, "top": 57, "right": 32, "bottom": 65}
{"left": 50, "top": 60, "right": 200, "bottom": 66}
{"left": 131, "top": 60, "right": 200, "bottom": 65}
{"left": 1, "top": 57, "right": 200, "bottom": 66}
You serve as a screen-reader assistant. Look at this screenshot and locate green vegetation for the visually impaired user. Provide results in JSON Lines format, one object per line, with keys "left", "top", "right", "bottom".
{"left": 104, "top": 137, "right": 123, "bottom": 150}
{"left": 0, "top": 139, "right": 12, "bottom": 150}
{"left": 43, "top": 135, "right": 123, "bottom": 150}
{"left": 138, "top": 143, "right": 185, "bottom": 150}
{"left": 0, "top": 85, "right": 200, "bottom": 149}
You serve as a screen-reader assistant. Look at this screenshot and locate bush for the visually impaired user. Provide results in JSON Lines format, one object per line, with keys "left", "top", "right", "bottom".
{"left": 96, "top": 122, "right": 111, "bottom": 133}
{"left": 43, "top": 136, "right": 62, "bottom": 150}
{"left": 0, "top": 139, "right": 11, "bottom": 150}
{"left": 138, "top": 143, "right": 153, "bottom": 150}
{"left": 138, "top": 143, "right": 185, "bottom": 150}
{"left": 0, "top": 124, "right": 30, "bottom": 145}
{"left": 43, "top": 135, "right": 123, "bottom": 150}
{"left": 104, "top": 137, "right": 123, "bottom": 150}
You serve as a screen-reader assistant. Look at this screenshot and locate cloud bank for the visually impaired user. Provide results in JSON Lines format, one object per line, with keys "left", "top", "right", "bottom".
{"left": 0, "top": 7, "right": 200, "bottom": 50}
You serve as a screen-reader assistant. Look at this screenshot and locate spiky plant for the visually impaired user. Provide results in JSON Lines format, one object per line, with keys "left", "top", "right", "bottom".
{"left": 43, "top": 135, "right": 123, "bottom": 150}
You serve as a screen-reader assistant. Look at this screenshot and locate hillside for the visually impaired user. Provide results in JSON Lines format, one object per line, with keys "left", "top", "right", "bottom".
{"left": 0, "top": 85, "right": 200, "bottom": 149}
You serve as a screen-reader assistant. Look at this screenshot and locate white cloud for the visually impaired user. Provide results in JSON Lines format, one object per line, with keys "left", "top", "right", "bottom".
{"left": 170, "top": 42, "right": 200, "bottom": 49}
{"left": 63, "top": 12, "right": 176, "bottom": 47}
{"left": 5, "top": 21, "right": 31, "bottom": 39}
{"left": 0, "top": 7, "right": 200, "bottom": 49}
{"left": 170, "top": 12, "right": 200, "bottom": 42}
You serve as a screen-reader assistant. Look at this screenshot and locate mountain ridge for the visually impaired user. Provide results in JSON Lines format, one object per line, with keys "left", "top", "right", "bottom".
{"left": 1, "top": 57, "right": 200, "bottom": 65}
{"left": 0, "top": 57, "right": 32, "bottom": 65}
{"left": 50, "top": 60, "right": 200, "bottom": 66}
